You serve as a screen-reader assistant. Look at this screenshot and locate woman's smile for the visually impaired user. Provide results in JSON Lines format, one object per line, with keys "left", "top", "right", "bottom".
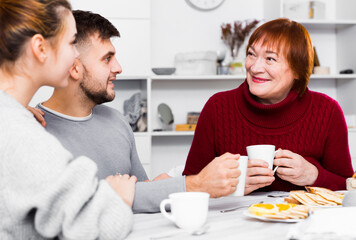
{"left": 251, "top": 76, "right": 270, "bottom": 83}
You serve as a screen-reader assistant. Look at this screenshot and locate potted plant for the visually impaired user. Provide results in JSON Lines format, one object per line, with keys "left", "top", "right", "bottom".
{"left": 221, "top": 19, "right": 259, "bottom": 74}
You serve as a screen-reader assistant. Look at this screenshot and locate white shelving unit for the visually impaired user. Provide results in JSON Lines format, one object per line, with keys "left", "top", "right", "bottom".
{"left": 107, "top": 75, "right": 245, "bottom": 177}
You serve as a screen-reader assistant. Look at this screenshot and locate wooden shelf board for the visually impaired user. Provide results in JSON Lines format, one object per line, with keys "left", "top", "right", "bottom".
{"left": 151, "top": 131, "right": 194, "bottom": 136}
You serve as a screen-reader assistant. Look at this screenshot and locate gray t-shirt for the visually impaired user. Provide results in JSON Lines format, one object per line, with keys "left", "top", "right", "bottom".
{"left": 37, "top": 104, "right": 186, "bottom": 213}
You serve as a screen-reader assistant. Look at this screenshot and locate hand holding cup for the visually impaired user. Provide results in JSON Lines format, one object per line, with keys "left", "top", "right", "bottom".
{"left": 273, "top": 149, "right": 318, "bottom": 186}
{"left": 244, "top": 145, "right": 277, "bottom": 194}
{"left": 230, "top": 156, "right": 248, "bottom": 196}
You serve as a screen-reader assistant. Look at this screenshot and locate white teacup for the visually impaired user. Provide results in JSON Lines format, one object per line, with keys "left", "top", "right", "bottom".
{"left": 160, "top": 192, "right": 209, "bottom": 231}
{"left": 246, "top": 144, "right": 278, "bottom": 170}
{"left": 230, "top": 156, "right": 248, "bottom": 196}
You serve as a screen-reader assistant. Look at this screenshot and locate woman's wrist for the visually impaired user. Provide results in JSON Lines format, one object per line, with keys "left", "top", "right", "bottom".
{"left": 307, "top": 164, "right": 319, "bottom": 185}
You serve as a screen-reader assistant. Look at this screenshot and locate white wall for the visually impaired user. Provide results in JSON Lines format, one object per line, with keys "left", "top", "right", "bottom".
{"left": 151, "top": 0, "right": 264, "bottom": 68}
{"left": 71, "top": 0, "right": 151, "bottom": 77}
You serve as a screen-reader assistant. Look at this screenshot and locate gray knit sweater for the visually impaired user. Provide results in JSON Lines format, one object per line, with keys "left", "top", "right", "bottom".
{"left": 0, "top": 91, "right": 133, "bottom": 239}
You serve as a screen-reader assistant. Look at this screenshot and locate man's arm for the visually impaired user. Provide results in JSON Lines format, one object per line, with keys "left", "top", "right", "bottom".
{"left": 133, "top": 176, "right": 186, "bottom": 213}
{"left": 132, "top": 153, "right": 240, "bottom": 213}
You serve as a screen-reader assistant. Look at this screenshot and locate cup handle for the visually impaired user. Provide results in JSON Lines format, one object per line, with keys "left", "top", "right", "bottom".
{"left": 274, "top": 149, "right": 280, "bottom": 156}
{"left": 273, "top": 149, "right": 281, "bottom": 173}
{"left": 160, "top": 199, "right": 175, "bottom": 222}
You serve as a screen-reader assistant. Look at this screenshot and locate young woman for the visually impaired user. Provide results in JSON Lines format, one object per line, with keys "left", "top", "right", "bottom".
{"left": 0, "top": 1, "right": 136, "bottom": 239}
{"left": 183, "top": 18, "right": 354, "bottom": 193}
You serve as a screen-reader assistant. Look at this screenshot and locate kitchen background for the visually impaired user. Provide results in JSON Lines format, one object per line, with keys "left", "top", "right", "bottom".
{"left": 30, "top": 0, "right": 356, "bottom": 177}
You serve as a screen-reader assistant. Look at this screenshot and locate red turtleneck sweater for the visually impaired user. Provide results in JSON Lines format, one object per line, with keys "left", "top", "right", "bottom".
{"left": 183, "top": 81, "right": 354, "bottom": 191}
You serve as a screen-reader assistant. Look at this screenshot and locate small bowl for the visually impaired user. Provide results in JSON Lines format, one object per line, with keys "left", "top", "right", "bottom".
{"left": 152, "top": 67, "right": 176, "bottom": 75}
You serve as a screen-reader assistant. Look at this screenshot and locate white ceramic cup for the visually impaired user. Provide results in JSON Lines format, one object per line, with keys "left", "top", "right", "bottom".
{"left": 246, "top": 144, "right": 278, "bottom": 170}
{"left": 160, "top": 192, "right": 210, "bottom": 231}
{"left": 230, "top": 156, "right": 248, "bottom": 196}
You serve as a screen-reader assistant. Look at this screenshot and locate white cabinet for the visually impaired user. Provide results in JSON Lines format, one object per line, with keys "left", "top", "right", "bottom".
{"left": 134, "top": 134, "right": 152, "bottom": 175}
{"left": 264, "top": 0, "right": 356, "bottom": 21}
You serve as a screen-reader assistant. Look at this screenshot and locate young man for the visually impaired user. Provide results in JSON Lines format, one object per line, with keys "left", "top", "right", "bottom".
{"left": 35, "top": 10, "right": 240, "bottom": 213}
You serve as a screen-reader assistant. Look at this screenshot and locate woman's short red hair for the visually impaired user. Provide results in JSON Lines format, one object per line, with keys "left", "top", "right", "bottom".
{"left": 246, "top": 18, "right": 313, "bottom": 95}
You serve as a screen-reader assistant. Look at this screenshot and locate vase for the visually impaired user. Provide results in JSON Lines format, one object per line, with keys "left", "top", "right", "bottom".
{"left": 229, "top": 56, "right": 245, "bottom": 75}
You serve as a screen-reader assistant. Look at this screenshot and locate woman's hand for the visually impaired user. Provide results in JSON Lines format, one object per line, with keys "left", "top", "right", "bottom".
{"left": 26, "top": 106, "right": 46, "bottom": 127}
{"left": 106, "top": 174, "right": 137, "bottom": 207}
{"left": 244, "top": 159, "right": 275, "bottom": 195}
{"left": 274, "top": 149, "right": 318, "bottom": 186}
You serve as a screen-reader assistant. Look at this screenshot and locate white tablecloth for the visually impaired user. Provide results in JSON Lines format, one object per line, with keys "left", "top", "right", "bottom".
{"left": 126, "top": 191, "right": 298, "bottom": 240}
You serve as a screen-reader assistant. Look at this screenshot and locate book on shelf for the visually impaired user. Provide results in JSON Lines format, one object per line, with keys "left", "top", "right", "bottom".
{"left": 175, "top": 124, "right": 196, "bottom": 131}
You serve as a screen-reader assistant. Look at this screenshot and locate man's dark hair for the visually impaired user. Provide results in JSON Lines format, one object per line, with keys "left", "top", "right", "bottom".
{"left": 72, "top": 10, "right": 120, "bottom": 44}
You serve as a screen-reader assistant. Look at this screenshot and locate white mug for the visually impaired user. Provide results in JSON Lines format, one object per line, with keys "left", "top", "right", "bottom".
{"left": 230, "top": 156, "right": 248, "bottom": 196}
{"left": 246, "top": 144, "right": 279, "bottom": 170}
{"left": 160, "top": 192, "right": 209, "bottom": 231}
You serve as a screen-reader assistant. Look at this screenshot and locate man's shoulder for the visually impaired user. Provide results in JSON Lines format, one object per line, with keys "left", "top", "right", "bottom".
{"left": 94, "top": 104, "right": 123, "bottom": 117}
{"left": 93, "top": 104, "right": 129, "bottom": 123}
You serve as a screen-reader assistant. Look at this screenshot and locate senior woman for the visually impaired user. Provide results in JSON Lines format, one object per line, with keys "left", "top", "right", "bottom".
{"left": 0, "top": 0, "right": 136, "bottom": 239}
{"left": 183, "top": 18, "right": 354, "bottom": 194}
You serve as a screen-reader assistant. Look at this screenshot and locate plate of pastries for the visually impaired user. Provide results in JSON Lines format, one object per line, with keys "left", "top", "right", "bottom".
{"left": 246, "top": 187, "right": 344, "bottom": 222}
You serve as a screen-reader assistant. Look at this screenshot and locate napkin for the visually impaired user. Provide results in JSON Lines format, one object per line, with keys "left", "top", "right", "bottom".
{"left": 287, "top": 207, "right": 356, "bottom": 240}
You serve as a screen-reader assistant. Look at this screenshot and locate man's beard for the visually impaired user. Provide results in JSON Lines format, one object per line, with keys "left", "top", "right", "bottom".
{"left": 79, "top": 66, "right": 115, "bottom": 105}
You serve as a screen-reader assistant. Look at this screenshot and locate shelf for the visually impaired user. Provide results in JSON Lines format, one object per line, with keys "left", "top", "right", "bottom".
{"left": 151, "top": 131, "right": 194, "bottom": 136}
{"left": 116, "top": 74, "right": 356, "bottom": 81}
{"left": 152, "top": 74, "right": 356, "bottom": 81}
{"left": 150, "top": 75, "right": 246, "bottom": 81}
{"left": 296, "top": 19, "right": 356, "bottom": 30}
{"left": 311, "top": 74, "right": 356, "bottom": 79}
{"left": 115, "top": 76, "right": 148, "bottom": 80}
{"left": 150, "top": 128, "right": 356, "bottom": 136}
{"left": 133, "top": 132, "right": 149, "bottom": 137}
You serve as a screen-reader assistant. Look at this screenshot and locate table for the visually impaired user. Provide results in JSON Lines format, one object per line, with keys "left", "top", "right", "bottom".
{"left": 126, "top": 191, "right": 298, "bottom": 240}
